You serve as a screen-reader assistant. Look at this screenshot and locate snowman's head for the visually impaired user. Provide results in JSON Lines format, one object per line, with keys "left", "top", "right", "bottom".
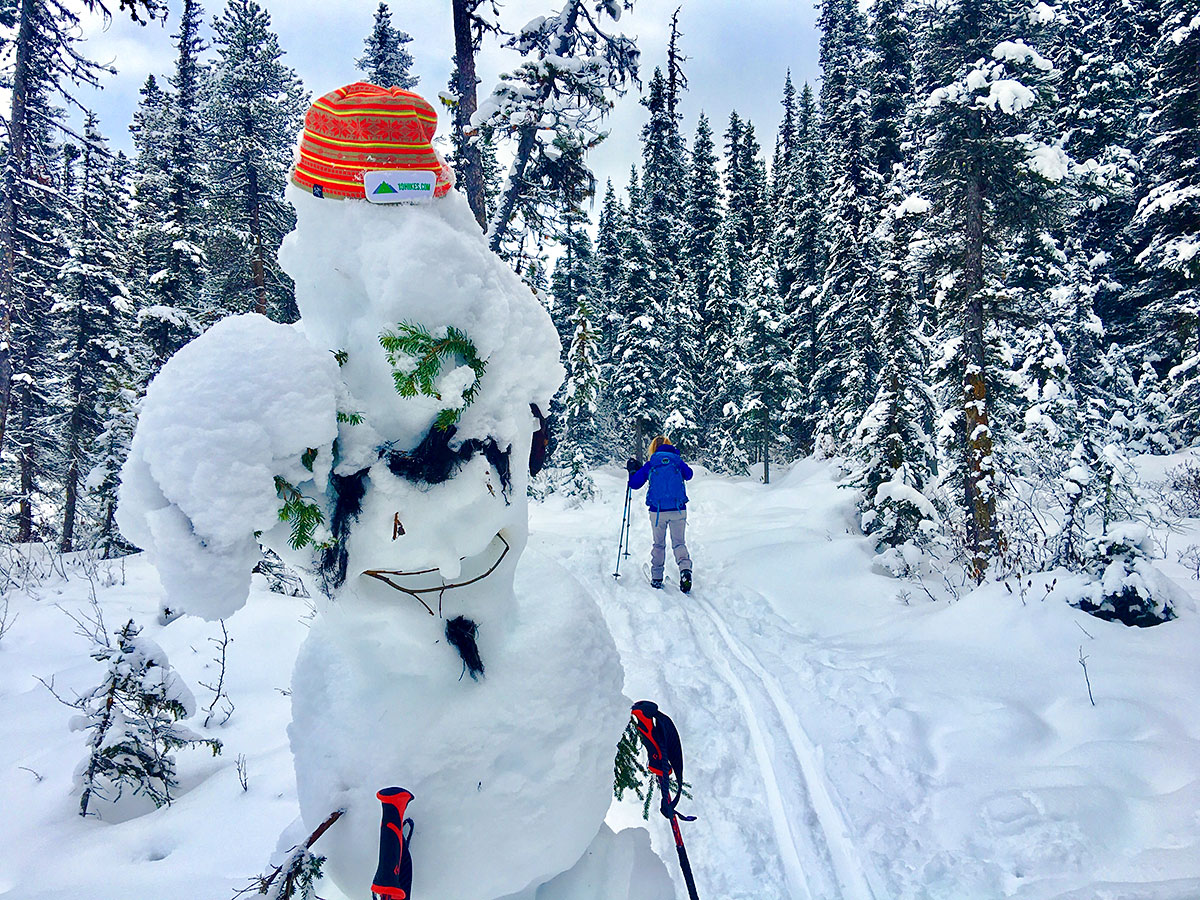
{"left": 290, "top": 82, "right": 455, "bottom": 205}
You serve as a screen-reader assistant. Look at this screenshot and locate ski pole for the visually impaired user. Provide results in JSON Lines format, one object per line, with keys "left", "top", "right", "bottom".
{"left": 613, "top": 483, "right": 632, "bottom": 578}
{"left": 657, "top": 773, "right": 700, "bottom": 900}
{"left": 620, "top": 482, "right": 632, "bottom": 559}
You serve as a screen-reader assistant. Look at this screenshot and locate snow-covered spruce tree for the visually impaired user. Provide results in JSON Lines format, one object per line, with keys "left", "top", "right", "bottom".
{"left": 812, "top": 0, "right": 879, "bottom": 455}
{"left": 771, "top": 73, "right": 800, "bottom": 300}
{"left": 685, "top": 113, "right": 722, "bottom": 349}
{"left": 855, "top": 180, "right": 938, "bottom": 569}
{"left": 51, "top": 115, "right": 133, "bottom": 552}
{"left": 139, "top": 0, "right": 208, "bottom": 368}
{"left": 480, "top": 0, "right": 640, "bottom": 265}
{"left": 1052, "top": 268, "right": 1141, "bottom": 570}
{"left": 739, "top": 246, "right": 793, "bottom": 482}
{"left": 204, "top": 0, "right": 308, "bottom": 322}
{"left": 1052, "top": 0, "right": 1144, "bottom": 344}
{"left": 696, "top": 112, "right": 760, "bottom": 472}
{"left": 558, "top": 294, "right": 603, "bottom": 500}
{"left": 1130, "top": 362, "right": 1175, "bottom": 454}
{"left": 1129, "top": 0, "right": 1200, "bottom": 444}
{"left": 0, "top": 0, "right": 158, "bottom": 453}
{"left": 594, "top": 179, "right": 624, "bottom": 360}
{"left": 610, "top": 167, "right": 665, "bottom": 458}
{"left": 912, "top": 0, "right": 1063, "bottom": 580}
{"left": 3, "top": 75, "right": 67, "bottom": 543}
{"left": 89, "top": 372, "right": 142, "bottom": 557}
{"left": 127, "top": 74, "right": 176, "bottom": 351}
{"left": 865, "top": 0, "right": 911, "bottom": 184}
{"left": 547, "top": 207, "right": 596, "bottom": 459}
{"left": 549, "top": 209, "right": 597, "bottom": 358}
{"left": 780, "top": 83, "right": 824, "bottom": 454}
{"left": 681, "top": 113, "right": 723, "bottom": 459}
{"left": 356, "top": 2, "right": 418, "bottom": 89}
{"left": 75, "top": 619, "right": 221, "bottom": 817}
{"left": 640, "top": 68, "right": 697, "bottom": 453}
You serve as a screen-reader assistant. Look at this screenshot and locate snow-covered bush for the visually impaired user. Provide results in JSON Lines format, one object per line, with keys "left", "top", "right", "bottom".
{"left": 1073, "top": 524, "right": 1177, "bottom": 627}
{"left": 1164, "top": 457, "right": 1200, "bottom": 518}
{"left": 73, "top": 619, "right": 221, "bottom": 817}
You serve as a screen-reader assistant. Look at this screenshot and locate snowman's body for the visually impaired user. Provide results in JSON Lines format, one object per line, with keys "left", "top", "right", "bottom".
{"left": 275, "top": 188, "right": 631, "bottom": 899}
{"left": 117, "top": 84, "right": 673, "bottom": 900}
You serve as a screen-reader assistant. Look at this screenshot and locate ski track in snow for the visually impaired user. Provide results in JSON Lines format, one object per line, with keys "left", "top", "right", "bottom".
{"left": 536, "top": 477, "right": 912, "bottom": 900}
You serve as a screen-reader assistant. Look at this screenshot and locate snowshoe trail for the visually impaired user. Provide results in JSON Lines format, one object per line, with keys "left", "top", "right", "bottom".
{"left": 687, "top": 585, "right": 888, "bottom": 900}
{"left": 546, "top": 513, "right": 901, "bottom": 899}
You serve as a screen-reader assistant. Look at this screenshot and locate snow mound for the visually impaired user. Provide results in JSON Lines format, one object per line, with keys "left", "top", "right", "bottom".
{"left": 116, "top": 314, "right": 340, "bottom": 620}
{"left": 288, "top": 548, "right": 628, "bottom": 900}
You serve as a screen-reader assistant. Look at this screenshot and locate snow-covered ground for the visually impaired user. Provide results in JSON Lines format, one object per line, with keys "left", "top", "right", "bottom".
{"left": 3, "top": 459, "right": 1199, "bottom": 899}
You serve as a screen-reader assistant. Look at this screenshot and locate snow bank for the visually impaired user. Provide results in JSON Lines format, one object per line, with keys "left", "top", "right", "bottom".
{"left": 116, "top": 314, "right": 340, "bottom": 620}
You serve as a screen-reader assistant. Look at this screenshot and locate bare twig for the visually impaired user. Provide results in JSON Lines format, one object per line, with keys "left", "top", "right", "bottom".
{"left": 364, "top": 533, "right": 511, "bottom": 615}
{"left": 201, "top": 621, "right": 234, "bottom": 728}
{"left": 18, "top": 766, "right": 43, "bottom": 782}
{"left": 236, "top": 754, "right": 248, "bottom": 792}
{"left": 1074, "top": 620, "right": 1094, "bottom": 640}
{"left": 0, "top": 596, "right": 17, "bottom": 642}
{"left": 1078, "top": 646, "right": 1095, "bottom": 707}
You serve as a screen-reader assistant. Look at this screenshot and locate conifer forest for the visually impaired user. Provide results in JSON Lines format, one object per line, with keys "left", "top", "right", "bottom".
{"left": 3, "top": 0, "right": 1197, "bottom": 596}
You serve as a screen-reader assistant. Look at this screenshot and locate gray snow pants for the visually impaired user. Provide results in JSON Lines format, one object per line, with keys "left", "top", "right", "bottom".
{"left": 649, "top": 509, "right": 691, "bottom": 581}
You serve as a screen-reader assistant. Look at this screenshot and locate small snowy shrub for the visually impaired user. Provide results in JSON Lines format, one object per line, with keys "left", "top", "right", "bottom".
{"left": 1165, "top": 458, "right": 1200, "bottom": 518}
{"left": 73, "top": 619, "right": 222, "bottom": 817}
{"left": 1074, "top": 525, "right": 1176, "bottom": 627}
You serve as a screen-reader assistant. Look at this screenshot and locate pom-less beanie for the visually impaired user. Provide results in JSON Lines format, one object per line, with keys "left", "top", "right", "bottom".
{"left": 291, "top": 82, "right": 455, "bottom": 200}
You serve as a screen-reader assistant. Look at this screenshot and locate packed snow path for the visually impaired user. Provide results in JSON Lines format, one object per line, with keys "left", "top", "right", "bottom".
{"left": 533, "top": 463, "right": 911, "bottom": 900}
{"left": 530, "top": 460, "right": 1200, "bottom": 900}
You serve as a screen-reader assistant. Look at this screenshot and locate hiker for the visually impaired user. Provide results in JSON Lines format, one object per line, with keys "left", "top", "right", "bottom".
{"left": 627, "top": 435, "right": 694, "bottom": 592}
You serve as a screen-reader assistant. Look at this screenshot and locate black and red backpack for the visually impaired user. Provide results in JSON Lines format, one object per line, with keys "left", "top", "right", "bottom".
{"left": 631, "top": 700, "right": 692, "bottom": 819}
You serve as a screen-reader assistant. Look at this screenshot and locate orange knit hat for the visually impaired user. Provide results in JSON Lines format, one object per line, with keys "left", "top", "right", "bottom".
{"left": 291, "top": 82, "right": 454, "bottom": 201}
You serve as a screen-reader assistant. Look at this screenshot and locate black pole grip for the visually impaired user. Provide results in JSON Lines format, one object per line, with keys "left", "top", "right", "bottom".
{"left": 371, "top": 787, "right": 414, "bottom": 900}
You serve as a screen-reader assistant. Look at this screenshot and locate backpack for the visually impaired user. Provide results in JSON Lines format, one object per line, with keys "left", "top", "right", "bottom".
{"left": 631, "top": 700, "right": 689, "bottom": 818}
{"left": 645, "top": 451, "right": 688, "bottom": 511}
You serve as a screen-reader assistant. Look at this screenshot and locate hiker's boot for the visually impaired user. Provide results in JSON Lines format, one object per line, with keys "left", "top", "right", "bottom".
{"left": 679, "top": 570, "right": 692, "bottom": 594}
{"left": 651, "top": 578, "right": 663, "bottom": 589}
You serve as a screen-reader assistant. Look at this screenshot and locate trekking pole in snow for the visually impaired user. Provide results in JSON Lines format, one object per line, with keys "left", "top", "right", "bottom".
{"left": 371, "top": 787, "right": 415, "bottom": 900}
{"left": 631, "top": 701, "right": 700, "bottom": 900}
{"left": 613, "top": 483, "right": 633, "bottom": 578}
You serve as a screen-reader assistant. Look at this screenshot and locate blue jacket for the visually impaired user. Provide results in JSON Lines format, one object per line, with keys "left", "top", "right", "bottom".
{"left": 629, "top": 445, "right": 693, "bottom": 511}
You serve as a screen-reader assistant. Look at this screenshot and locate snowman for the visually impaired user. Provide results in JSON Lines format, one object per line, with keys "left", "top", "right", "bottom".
{"left": 117, "top": 83, "right": 672, "bottom": 900}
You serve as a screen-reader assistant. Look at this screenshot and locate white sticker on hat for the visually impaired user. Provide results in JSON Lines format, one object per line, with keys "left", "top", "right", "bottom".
{"left": 364, "top": 170, "right": 437, "bottom": 204}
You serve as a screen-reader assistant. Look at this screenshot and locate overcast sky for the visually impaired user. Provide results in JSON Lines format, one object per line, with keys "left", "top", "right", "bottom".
{"left": 74, "top": 0, "right": 821, "bottom": 210}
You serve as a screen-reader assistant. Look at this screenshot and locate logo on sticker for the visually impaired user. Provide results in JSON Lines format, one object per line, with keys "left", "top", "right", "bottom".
{"left": 364, "top": 170, "right": 437, "bottom": 204}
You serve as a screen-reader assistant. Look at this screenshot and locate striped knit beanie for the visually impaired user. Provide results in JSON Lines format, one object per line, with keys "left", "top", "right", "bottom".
{"left": 291, "top": 82, "right": 454, "bottom": 201}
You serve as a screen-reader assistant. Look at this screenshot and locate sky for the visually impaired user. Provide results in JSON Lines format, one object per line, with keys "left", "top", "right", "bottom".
{"left": 72, "top": 0, "right": 822, "bottom": 215}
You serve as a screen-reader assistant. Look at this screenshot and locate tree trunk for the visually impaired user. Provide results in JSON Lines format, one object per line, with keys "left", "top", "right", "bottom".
{"left": 0, "top": 0, "right": 38, "bottom": 454}
{"left": 962, "top": 156, "right": 996, "bottom": 583}
{"left": 452, "top": 0, "right": 487, "bottom": 229}
{"left": 246, "top": 160, "right": 267, "bottom": 316}
{"left": 487, "top": 1, "right": 581, "bottom": 255}
{"left": 61, "top": 460, "right": 79, "bottom": 553}
{"left": 762, "top": 406, "right": 771, "bottom": 484}
{"left": 488, "top": 124, "right": 537, "bottom": 255}
{"left": 17, "top": 414, "right": 35, "bottom": 543}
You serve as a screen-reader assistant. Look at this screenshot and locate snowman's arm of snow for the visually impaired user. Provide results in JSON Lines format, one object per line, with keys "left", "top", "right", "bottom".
{"left": 116, "top": 314, "right": 341, "bottom": 621}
